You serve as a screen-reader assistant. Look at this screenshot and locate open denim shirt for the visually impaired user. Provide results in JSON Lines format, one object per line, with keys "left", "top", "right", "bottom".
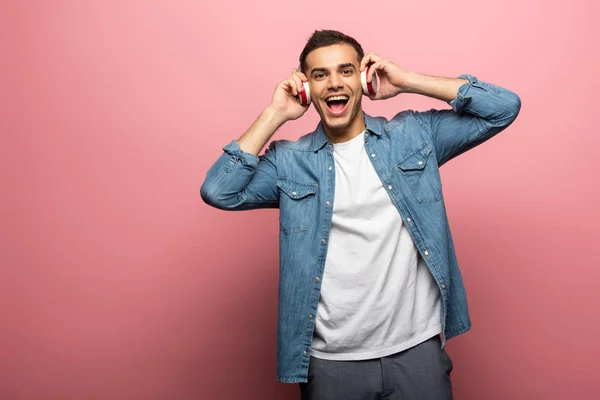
{"left": 200, "top": 74, "right": 521, "bottom": 383}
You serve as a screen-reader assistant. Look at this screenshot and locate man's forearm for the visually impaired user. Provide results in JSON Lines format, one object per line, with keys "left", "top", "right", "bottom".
{"left": 399, "top": 72, "right": 469, "bottom": 103}
{"left": 237, "top": 107, "right": 287, "bottom": 156}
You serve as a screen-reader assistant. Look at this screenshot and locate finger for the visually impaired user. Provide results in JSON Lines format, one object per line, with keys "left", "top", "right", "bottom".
{"left": 367, "top": 61, "right": 381, "bottom": 83}
{"left": 292, "top": 66, "right": 308, "bottom": 82}
{"left": 368, "top": 59, "right": 389, "bottom": 83}
{"left": 287, "top": 78, "right": 298, "bottom": 97}
{"left": 296, "top": 71, "right": 308, "bottom": 82}
{"left": 290, "top": 73, "right": 303, "bottom": 93}
{"left": 360, "top": 53, "right": 382, "bottom": 71}
{"left": 359, "top": 54, "right": 372, "bottom": 71}
{"left": 281, "top": 78, "right": 296, "bottom": 97}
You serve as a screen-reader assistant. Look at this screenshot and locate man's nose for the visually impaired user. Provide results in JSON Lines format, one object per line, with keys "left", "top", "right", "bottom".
{"left": 327, "top": 73, "right": 343, "bottom": 89}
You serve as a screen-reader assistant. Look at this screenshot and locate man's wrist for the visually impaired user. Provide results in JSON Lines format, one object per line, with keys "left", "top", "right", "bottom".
{"left": 265, "top": 105, "right": 290, "bottom": 128}
{"left": 396, "top": 72, "right": 423, "bottom": 94}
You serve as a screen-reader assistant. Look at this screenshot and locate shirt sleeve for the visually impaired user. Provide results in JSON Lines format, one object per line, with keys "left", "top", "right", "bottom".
{"left": 200, "top": 139, "right": 279, "bottom": 210}
{"left": 413, "top": 74, "right": 522, "bottom": 167}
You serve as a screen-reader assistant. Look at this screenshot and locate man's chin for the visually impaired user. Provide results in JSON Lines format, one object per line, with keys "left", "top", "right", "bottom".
{"left": 316, "top": 105, "right": 360, "bottom": 132}
{"left": 323, "top": 117, "right": 350, "bottom": 131}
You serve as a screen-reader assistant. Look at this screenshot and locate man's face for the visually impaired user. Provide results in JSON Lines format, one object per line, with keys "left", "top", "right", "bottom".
{"left": 304, "top": 44, "right": 363, "bottom": 133}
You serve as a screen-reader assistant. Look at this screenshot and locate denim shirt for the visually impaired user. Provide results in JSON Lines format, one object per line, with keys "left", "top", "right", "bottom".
{"left": 200, "top": 74, "right": 521, "bottom": 383}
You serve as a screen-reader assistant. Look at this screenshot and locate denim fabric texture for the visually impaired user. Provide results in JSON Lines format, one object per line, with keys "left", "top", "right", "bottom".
{"left": 200, "top": 74, "right": 521, "bottom": 383}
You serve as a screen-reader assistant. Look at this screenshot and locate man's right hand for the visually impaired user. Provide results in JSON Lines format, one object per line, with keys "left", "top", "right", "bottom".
{"left": 235, "top": 69, "right": 309, "bottom": 156}
{"left": 268, "top": 68, "right": 310, "bottom": 121}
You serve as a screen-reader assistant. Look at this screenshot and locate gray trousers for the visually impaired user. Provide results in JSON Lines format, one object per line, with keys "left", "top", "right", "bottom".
{"left": 299, "top": 334, "right": 453, "bottom": 400}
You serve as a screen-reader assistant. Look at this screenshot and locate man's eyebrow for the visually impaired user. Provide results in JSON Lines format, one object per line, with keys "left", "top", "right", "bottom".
{"left": 310, "top": 63, "right": 356, "bottom": 74}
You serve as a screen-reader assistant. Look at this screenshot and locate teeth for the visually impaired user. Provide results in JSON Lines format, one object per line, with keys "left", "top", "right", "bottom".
{"left": 326, "top": 95, "right": 349, "bottom": 101}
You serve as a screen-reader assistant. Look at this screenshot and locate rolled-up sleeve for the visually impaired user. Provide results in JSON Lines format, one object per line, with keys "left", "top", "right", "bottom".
{"left": 200, "top": 140, "right": 279, "bottom": 210}
{"left": 221, "top": 140, "right": 260, "bottom": 168}
{"left": 414, "top": 74, "right": 522, "bottom": 167}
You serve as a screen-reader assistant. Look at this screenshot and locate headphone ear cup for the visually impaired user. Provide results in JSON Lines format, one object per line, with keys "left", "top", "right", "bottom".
{"left": 296, "top": 63, "right": 311, "bottom": 106}
{"left": 298, "top": 81, "right": 311, "bottom": 106}
{"left": 361, "top": 67, "right": 378, "bottom": 96}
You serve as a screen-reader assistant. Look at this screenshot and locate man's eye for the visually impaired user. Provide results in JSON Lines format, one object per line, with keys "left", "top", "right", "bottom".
{"left": 315, "top": 73, "right": 325, "bottom": 78}
{"left": 342, "top": 69, "right": 352, "bottom": 74}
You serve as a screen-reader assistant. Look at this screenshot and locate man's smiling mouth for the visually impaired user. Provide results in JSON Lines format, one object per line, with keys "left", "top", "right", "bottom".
{"left": 325, "top": 94, "right": 349, "bottom": 114}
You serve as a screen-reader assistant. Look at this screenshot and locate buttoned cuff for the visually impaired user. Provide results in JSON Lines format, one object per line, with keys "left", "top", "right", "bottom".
{"left": 448, "top": 74, "right": 479, "bottom": 112}
{"left": 223, "top": 140, "right": 259, "bottom": 168}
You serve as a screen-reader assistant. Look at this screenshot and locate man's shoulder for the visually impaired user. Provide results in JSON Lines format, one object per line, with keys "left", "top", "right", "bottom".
{"left": 366, "top": 110, "right": 421, "bottom": 132}
{"left": 267, "top": 129, "right": 318, "bottom": 152}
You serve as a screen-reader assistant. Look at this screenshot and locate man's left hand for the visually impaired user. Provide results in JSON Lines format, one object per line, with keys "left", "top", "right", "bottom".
{"left": 359, "top": 53, "right": 407, "bottom": 100}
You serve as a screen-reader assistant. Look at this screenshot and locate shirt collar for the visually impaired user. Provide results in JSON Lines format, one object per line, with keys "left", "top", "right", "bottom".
{"left": 312, "top": 112, "right": 381, "bottom": 152}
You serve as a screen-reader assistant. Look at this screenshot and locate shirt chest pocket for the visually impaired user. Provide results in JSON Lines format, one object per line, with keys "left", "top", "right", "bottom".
{"left": 276, "top": 178, "right": 318, "bottom": 235}
{"left": 396, "top": 142, "right": 442, "bottom": 203}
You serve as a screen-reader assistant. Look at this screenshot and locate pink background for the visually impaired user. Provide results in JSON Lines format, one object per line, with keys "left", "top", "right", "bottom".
{"left": 2, "top": 0, "right": 599, "bottom": 399}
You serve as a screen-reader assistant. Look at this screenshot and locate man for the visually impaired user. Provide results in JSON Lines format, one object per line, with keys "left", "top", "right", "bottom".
{"left": 201, "top": 30, "right": 521, "bottom": 399}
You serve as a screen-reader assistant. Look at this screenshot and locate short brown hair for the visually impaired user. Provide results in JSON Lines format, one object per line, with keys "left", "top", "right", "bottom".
{"left": 299, "top": 30, "right": 364, "bottom": 73}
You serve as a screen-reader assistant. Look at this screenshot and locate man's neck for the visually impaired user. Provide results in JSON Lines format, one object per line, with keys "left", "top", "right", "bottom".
{"left": 324, "top": 112, "right": 366, "bottom": 144}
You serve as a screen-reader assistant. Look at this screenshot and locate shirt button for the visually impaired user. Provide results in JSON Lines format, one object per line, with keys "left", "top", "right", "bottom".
{"left": 371, "top": 153, "right": 376, "bottom": 158}
{"left": 309, "top": 314, "right": 313, "bottom": 320}
{"left": 441, "top": 284, "right": 446, "bottom": 289}
{"left": 418, "top": 161, "right": 423, "bottom": 165}
{"left": 303, "top": 351, "right": 308, "bottom": 356}
{"left": 424, "top": 250, "right": 429, "bottom": 256}
{"left": 407, "top": 218, "right": 411, "bottom": 222}
{"left": 315, "top": 276, "right": 320, "bottom": 282}
{"left": 388, "top": 185, "right": 393, "bottom": 190}
{"left": 328, "top": 166, "right": 333, "bottom": 170}
{"left": 292, "top": 191, "right": 297, "bottom": 196}
{"left": 321, "top": 239, "right": 326, "bottom": 244}
{"left": 326, "top": 201, "right": 331, "bottom": 206}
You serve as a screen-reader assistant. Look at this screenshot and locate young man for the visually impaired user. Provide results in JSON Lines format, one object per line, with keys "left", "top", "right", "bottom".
{"left": 201, "top": 30, "right": 521, "bottom": 399}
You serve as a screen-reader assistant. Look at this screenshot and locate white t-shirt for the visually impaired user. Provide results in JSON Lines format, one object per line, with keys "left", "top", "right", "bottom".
{"left": 310, "top": 130, "right": 442, "bottom": 361}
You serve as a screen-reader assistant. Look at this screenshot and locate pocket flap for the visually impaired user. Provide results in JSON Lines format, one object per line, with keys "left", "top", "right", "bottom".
{"left": 397, "top": 143, "right": 432, "bottom": 171}
{"left": 276, "top": 178, "right": 318, "bottom": 199}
